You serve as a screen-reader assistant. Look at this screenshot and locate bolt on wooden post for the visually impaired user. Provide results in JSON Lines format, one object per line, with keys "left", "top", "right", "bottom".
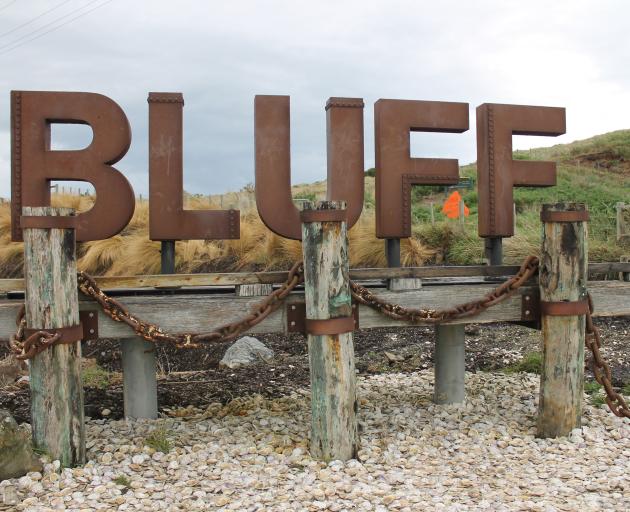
{"left": 300, "top": 200, "right": 358, "bottom": 461}
{"left": 537, "top": 203, "right": 587, "bottom": 438}
{"left": 22, "top": 207, "right": 85, "bottom": 466}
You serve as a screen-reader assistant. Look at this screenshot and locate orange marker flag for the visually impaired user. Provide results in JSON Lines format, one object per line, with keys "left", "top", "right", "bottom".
{"left": 442, "top": 191, "right": 469, "bottom": 219}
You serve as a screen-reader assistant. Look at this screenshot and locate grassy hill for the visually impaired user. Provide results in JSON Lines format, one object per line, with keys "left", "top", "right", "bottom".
{"left": 0, "top": 130, "right": 628, "bottom": 277}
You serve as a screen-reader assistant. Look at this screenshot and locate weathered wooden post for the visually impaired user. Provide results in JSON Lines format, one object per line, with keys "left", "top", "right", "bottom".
{"left": 537, "top": 203, "right": 588, "bottom": 438}
{"left": 616, "top": 203, "right": 630, "bottom": 242}
{"left": 22, "top": 206, "right": 85, "bottom": 466}
{"left": 301, "top": 200, "right": 358, "bottom": 461}
{"left": 621, "top": 255, "right": 630, "bottom": 282}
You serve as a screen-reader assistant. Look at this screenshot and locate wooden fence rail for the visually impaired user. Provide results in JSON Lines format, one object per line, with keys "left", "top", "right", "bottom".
{"left": 1, "top": 281, "right": 629, "bottom": 339}
{"left": 0, "top": 263, "right": 629, "bottom": 294}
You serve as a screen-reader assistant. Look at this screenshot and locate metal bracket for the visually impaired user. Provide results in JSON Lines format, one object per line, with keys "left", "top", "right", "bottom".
{"left": 80, "top": 310, "right": 99, "bottom": 340}
{"left": 287, "top": 301, "right": 359, "bottom": 334}
{"left": 512, "top": 288, "right": 541, "bottom": 330}
{"left": 521, "top": 289, "right": 540, "bottom": 322}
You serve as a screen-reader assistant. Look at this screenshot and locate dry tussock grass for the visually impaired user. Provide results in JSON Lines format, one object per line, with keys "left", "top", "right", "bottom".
{"left": 0, "top": 191, "right": 473, "bottom": 278}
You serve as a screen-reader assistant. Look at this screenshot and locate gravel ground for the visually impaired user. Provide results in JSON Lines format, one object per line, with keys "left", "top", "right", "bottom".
{"left": 2, "top": 370, "right": 629, "bottom": 512}
{"left": 4, "top": 318, "right": 629, "bottom": 424}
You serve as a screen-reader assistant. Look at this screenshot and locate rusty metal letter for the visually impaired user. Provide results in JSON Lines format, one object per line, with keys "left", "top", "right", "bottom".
{"left": 255, "top": 95, "right": 364, "bottom": 240}
{"left": 11, "top": 91, "right": 135, "bottom": 242}
{"left": 148, "top": 93, "right": 239, "bottom": 240}
{"left": 477, "top": 103, "right": 566, "bottom": 238}
{"left": 374, "top": 99, "right": 469, "bottom": 239}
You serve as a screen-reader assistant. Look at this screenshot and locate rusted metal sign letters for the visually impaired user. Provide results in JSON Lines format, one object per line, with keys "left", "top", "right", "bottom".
{"left": 9, "top": 90, "right": 566, "bottom": 243}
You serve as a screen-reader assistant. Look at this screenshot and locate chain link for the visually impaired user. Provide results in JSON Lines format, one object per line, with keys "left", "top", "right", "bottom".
{"left": 585, "top": 294, "right": 630, "bottom": 418}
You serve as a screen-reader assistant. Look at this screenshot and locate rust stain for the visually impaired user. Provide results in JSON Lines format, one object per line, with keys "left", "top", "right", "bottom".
{"left": 331, "top": 335, "right": 342, "bottom": 363}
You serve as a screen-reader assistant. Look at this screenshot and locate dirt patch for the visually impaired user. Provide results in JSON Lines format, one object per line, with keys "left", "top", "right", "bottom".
{"left": 2, "top": 317, "right": 629, "bottom": 424}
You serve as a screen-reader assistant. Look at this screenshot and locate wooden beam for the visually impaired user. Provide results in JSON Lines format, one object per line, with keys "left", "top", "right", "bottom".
{"left": 1, "top": 280, "right": 627, "bottom": 340}
{"left": 0, "top": 262, "right": 629, "bottom": 294}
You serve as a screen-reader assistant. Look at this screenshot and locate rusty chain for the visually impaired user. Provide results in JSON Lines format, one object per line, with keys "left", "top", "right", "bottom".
{"left": 585, "top": 294, "right": 630, "bottom": 418}
{"left": 7, "top": 305, "right": 62, "bottom": 361}
{"left": 6, "top": 255, "right": 630, "bottom": 420}
{"left": 74, "top": 261, "right": 305, "bottom": 350}
{"left": 8, "top": 261, "right": 304, "bottom": 358}
{"left": 350, "top": 255, "right": 540, "bottom": 324}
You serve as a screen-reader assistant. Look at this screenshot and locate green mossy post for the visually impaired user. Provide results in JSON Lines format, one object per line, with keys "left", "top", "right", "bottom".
{"left": 301, "top": 200, "right": 358, "bottom": 461}
{"left": 22, "top": 207, "right": 85, "bottom": 466}
{"left": 537, "top": 203, "right": 587, "bottom": 438}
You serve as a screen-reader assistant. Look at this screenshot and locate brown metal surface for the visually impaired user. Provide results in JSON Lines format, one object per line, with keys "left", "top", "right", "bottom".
{"left": 374, "top": 99, "right": 469, "bottom": 239}
{"left": 326, "top": 98, "right": 365, "bottom": 229}
{"left": 477, "top": 103, "right": 566, "bottom": 238}
{"left": 305, "top": 316, "right": 355, "bottom": 335}
{"left": 287, "top": 302, "right": 306, "bottom": 333}
{"left": 23, "top": 324, "right": 83, "bottom": 345}
{"left": 541, "top": 299, "right": 590, "bottom": 316}
{"left": 255, "top": 95, "right": 364, "bottom": 240}
{"left": 20, "top": 215, "right": 78, "bottom": 229}
{"left": 148, "top": 92, "right": 239, "bottom": 240}
{"left": 540, "top": 210, "right": 590, "bottom": 223}
{"left": 79, "top": 310, "right": 99, "bottom": 340}
{"left": 300, "top": 209, "right": 347, "bottom": 223}
{"left": 11, "top": 91, "right": 135, "bottom": 242}
{"left": 287, "top": 301, "right": 359, "bottom": 334}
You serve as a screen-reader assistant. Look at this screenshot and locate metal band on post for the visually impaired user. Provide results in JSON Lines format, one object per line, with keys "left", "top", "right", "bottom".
{"left": 300, "top": 209, "right": 347, "bottom": 223}
{"left": 23, "top": 324, "right": 84, "bottom": 345}
{"left": 305, "top": 317, "right": 355, "bottom": 336}
{"left": 20, "top": 216, "right": 78, "bottom": 230}
{"left": 541, "top": 299, "right": 590, "bottom": 316}
{"left": 540, "top": 210, "right": 590, "bottom": 223}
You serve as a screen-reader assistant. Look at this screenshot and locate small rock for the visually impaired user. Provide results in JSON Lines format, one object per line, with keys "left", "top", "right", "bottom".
{"left": 16, "top": 375, "right": 30, "bottom": 387}
{"left": 384, "top": 351, "right": 405, "bottom": 363}
{"left": 1, "top": 485, "right": 19, "bottom": 505}
{"left": 101, "top": 409, "right": 111, "bottom": 417}
{"left": 219, "top": 336, "right": 274, "bottom": 369}
{"left": 0, "top": 409, "right": 43, "bottom": 480}
{"left": 132, "top": 454, "right": 145, "bottom": 464}
{"left": 465, "top": 324, "right": 481, "bottom": 335}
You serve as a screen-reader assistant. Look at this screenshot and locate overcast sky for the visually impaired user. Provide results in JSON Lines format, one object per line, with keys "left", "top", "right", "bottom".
{"left": 1, "top": 0, "right": 629, "bottom": 198}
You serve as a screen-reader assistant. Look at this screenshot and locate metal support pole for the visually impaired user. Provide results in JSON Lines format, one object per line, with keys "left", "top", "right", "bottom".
{"left": 433, "top": 229, "right": 469, "bottom": 404}
{"left": 434, "top": 324, "right": 465, "bottom": 404}
{"left": 121, "top": 338, "right": 158, "bottom": 420}
{"left": 385, "top": 238, "right": 401, "bottom": 268}
{"left": 121, "top": 242, "right": 175, "bottom": 420}
{"left": 485, "top": 237, "right": 503, "bottom": 266}
{"left": 161, "top": 240, "right": 176, "bottom": 274}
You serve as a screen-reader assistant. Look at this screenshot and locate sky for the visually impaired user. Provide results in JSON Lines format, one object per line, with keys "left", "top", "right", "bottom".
{"left": 1, "top": 0, "right": 629, "bottom": 198}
